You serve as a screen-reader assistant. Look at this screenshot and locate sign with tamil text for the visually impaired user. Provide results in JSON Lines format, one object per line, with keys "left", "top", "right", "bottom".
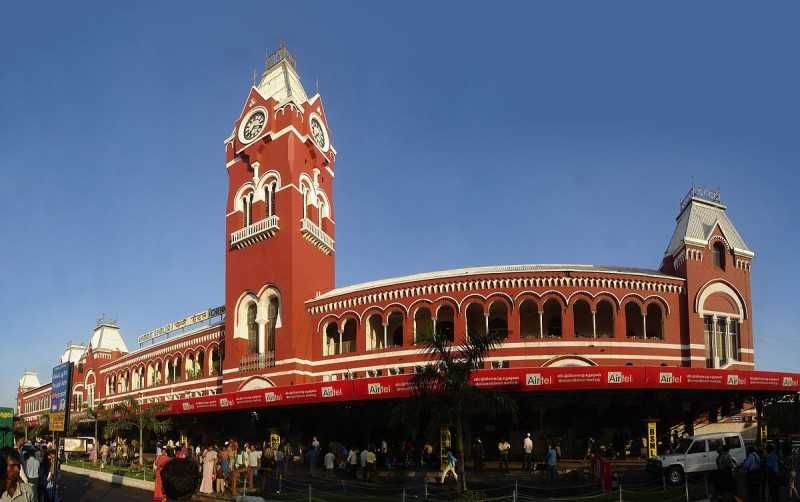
{"left": 137, "top": 306, "right": 224, "bottom": 345}
{"left": 50, "top": 362, "right": 73, "bottom": 432}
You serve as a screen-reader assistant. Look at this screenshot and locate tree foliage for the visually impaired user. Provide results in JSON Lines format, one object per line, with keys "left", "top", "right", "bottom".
{"left": 104, "top": 397, "right": 170, "bottom": 465}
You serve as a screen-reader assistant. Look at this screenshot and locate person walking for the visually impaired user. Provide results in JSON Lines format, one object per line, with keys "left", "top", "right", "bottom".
{"left": 199, "top": 446, "right": 217, "bottom": 494}
{"left": 545, "top": 443, "right": 558, "bottom": 481}
{"left": 714, "top": 445, "right": 736, "bottom": 499}
{"left": 359, "top": 447, "right": 369, "bottom": 481}
{"left": 440, "top": 449, "right": 458, "bottom": 485}
{"left": 765, "top": 444, "right": 780, "bottom": 502}
{"left": 366, "top": 448, "right": 377, "bottom": 482}
{"left": 152, "top": 449, "right": 173, "bottom": 502}
{"left": 347, "top": 447, "right": 358, "bottom": 479}
{"left": 473, "top": 438, "right": 484, "bottom": 471}
{"left": 22, "top": 450, "right": 39, "bottom": 502}
{"left": 498, "top": 440, "right": 510, "bottom": 471}
{"left": 743, "top": 446, "right": 761, "bottom": 502}
{"left": 324, "top": 450, "right": 335, "bottom": 477}
{"left": 522, "top": 433, "right": 534, "bottom": 472}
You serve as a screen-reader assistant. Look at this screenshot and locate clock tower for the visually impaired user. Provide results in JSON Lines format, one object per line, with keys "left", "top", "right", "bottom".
{"left": 222, "top": 45, "right": 336, "bottom": 391}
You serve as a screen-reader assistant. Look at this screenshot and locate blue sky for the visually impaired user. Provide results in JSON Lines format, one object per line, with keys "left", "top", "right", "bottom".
{"left": 1, "top": 2, "right": 799, "bottom": 407}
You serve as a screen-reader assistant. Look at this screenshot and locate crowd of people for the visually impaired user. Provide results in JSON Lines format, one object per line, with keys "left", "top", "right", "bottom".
{"left": 715, "top": 443, "right": 799, "bottom": 502}
{"left": 0, "top": 440, "right": 58, "bottom": 502}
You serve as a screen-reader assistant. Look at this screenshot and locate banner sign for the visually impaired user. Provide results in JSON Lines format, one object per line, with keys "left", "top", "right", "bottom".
{"left": 137, "top": 306, "right": 224, "bottom": 345}
{"left": 647, "top": 421, "right": 658, "bottom": 458}
{"left": 159, "top": 366, "right": 800, "bottom": 416}
{"left": 50, "top": 362, "right": 73, "bottom": 432}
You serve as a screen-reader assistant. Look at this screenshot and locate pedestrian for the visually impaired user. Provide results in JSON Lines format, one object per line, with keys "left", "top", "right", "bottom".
{"left": 347, "top": 447, "right": 358, "bottom": 479}
{"left": 247, "top": 443, "right": 261, "bottom": 488}
{"left": 153, "top": 448, "right": 173, "bottom": 502}
{"left": 584, "top": 436, "right": 595, "bottom": 463}
{"left": 366, "top": 448, "right": 377, "bottom": 482}
{"left": 498, "top": 440, "right": 510, "bottom": 470}
{"left": 765, "top": 444, "right": 779, "bottom": 502}
{"left": 22, "top": 449, "right": 39, "bottom": 501}
{"left": 440, "top": 449, "right": 458, "bottom": 485}
{"left": 160, "top": 458, "right": 200, "bottom": 502}
{"left": 473, "top": 438, "right": 484, "bottom": 471}
{"left": 100, "top": 443, "right": 109, "bottom": 468}
{"left": 523, "top": 433, "right": 534, "bottom": 472}
{"left": 324, "top": 450, "right": 335, "bottom": 477}
{"left": 743, "top": 446, "right": 761, "bottom": 502}
{"left": 714, "top": 445, "right": 736, "bottom": 499}
{"left": 788, "top": 466, "right": 798, "bottom": 500}
{"left": 2, "top": 447, "right": 35, "bottom": 502}
{"left": 360, "top": 447, "right": 369, "bottom": 481}
{"left": 37, "top": 447, "right": 50, "bottom": 502}
{"left": 545, "top": 443, "right": 558, "bottom": 481}
{"left": 199, "top": 445, "right": 217, "bottom": 494}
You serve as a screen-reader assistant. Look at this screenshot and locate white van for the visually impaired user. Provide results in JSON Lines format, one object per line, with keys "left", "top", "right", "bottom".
{"left": 653, "top": 432, "right": 746, "bottom": 485}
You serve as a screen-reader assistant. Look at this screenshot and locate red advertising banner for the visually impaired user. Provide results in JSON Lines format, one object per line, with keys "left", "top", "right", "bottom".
{"left": 161, "top": 367, "right": 800, "bottom": 416}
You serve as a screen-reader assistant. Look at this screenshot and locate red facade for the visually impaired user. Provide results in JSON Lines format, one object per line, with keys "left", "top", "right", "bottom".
{"left": 17, "top": 48, "right": 760, "bottom": 424}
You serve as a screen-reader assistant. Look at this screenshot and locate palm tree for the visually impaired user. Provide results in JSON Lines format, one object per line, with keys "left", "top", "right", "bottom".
{"left": 87, "top": 404, "right": 106, "bottom": 460}
{"left": 393, "top": 326, "right": 517, "bottom": 491}
{"left": 104, "top": 397, "right": 170, "bottom": 466}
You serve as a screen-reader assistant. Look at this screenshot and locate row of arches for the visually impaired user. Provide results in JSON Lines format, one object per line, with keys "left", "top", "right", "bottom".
{"left": 320, "top": 297, "right": 666, "bottom": 355}
{"left": 104, "top": 344, "right": 221, "bottom": 396}
{"left": 24, "top": 395, "right": 50, "bottom": 414}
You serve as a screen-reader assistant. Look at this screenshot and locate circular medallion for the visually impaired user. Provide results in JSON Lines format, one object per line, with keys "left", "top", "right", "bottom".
{"left": 309, "top": 113, "right": 329, "bottom": 152}
{"left": 239, "top": 108, "right": 267, "bottom": 143}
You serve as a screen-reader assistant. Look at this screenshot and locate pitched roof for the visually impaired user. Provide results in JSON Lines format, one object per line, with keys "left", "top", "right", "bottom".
{"left": 665, "top": 198, "right": 753, "bottom": 257}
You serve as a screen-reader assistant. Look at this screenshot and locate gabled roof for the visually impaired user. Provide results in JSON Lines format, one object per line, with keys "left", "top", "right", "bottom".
{"left": 89, "top": 321, "right": 129, "bottom": 353}
{"left": 255, "top": 47, "right": 308, "bottom": 106}
{"left": 665, "top": 198, "right": 753, "bottom": 258}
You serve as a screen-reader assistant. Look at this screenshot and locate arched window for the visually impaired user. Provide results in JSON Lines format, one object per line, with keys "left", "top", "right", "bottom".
{"left": 267, "top": 297, "right": 279, "bottom": 355}
{"left": 247, "top": 303, "right": 258, "bottom": 354}
{"left": 242, "top": 192, "right": 254, "bottom": 226}
{"left": 713, "top": 242, "right": 726, "bottom": 270}
{"left": 466, "top": 303, "right": 486, "bottom": 339}
{"left": 596, "top": 300, "right": 615, "bottom": 338}
{"left": 367, "top": 314, "right": 383, "bottom": 350}
{"left": 265, "top": 182, "right": 278, "bottom": 218}
{"left": 625, "top": 303, "right": 644, "bottom": 338}
{"left": 185, "top": 353, "right": 195, "bottom": 380}
{"left": 324, "top": 322, "right": 339, "bottom": 356}
{"left": 435, "top": 305, "right": 455, "bottom": 342}
{"left": 519, "top": 300, "right": 540, "bottom": 339}
{"left": 543, "top": 299, "right": 562, "bottom": 338}
{"left": 488, "top": 301, "right": 509, "bottom": 338}
{"left": 646, "top": 304, "right": 664, "bottom": 339}
{"left": 387, "top": 312, "right": 404, "bottom": 347}
{"left": 414, "top": 307, "right": 433, "bottom": 344}
{"left": 210, "top": 347, "right": 221, "bottom": 375}
{"left": 196, "top": 350, "right": 205, "bottom": 378}
{"left": 341, "top": 318, "right": 357, "bottom": 353}
{"left": 573, "top": 300, "right": 593, "bottom": 338}
{"left": 173, "top": 357, "right": 182, "bottom": 383}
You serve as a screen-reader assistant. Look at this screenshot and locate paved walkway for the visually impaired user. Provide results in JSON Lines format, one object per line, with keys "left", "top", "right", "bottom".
{"left": 62, "top": 471, "right": 151, "bottom": 501}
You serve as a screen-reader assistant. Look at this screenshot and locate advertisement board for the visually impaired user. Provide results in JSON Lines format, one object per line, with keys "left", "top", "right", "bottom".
{"left": 50, "top": 362, "right": 73, "bottom": 432}
{"left": 647, "top": 421, "right": 658, "bottom": 458}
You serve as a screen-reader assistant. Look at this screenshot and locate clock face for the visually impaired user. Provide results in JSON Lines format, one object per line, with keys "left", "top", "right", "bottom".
{"left": 310, "top": 116, "right": 328, "bottom": 151}
{"left": 240, "top": 110, "right": 266, "bottom": 143}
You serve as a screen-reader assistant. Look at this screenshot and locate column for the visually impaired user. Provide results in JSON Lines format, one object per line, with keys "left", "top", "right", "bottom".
{"left": 712, "top": 315, "right": 719, "bottom": 368}
{"left": 538, "top": 311, "right": 544, "bottom": 338}
{"left": 267, "top": 187, "right": 273, "bottom": 217}
{"left": 431, "top": 316, "right": 437, "bottom": 342}
{"left": 338, "top": 328, "right": 343, "bottom": 355}
{"left": 484, "top": 313, "right": 490, "bottom": 336}
{"left": 722, "top": 317, "right": 730, "bottom": 363}
{"left": 257, "top": 320, "right": 266, "bottom": 355}
{"left": 383, "top": 323, "right": 388, "bottom": 349}
{"left": 592, "top": 311, "right": 597, "bottom": 339}
{"left": 642, "top": 313, "right": 647, "bottom": 340}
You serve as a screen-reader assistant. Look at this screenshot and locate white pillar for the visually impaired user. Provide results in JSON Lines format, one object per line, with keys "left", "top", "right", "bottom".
{"left": 338, "top": 329, "right": 343, "bottom": 354}
{"left": 592, "top": 311, "right": 597, "bottom": 339}
{"left": 267, "top": 187, "right": 273, "bottom": 217}
{"left": 484, "top": 313, "right": 490, "bottom": 336}
{"left": 642, "top": 313, "right": 647, "bottom": 340}
{"left": 712, "top": 315, "right": 719, "bottom": 368}
{"left": 257, "top": 321, "right": 266, "bottom": 355}
{"left": 383, "top": 323, "right": 388, "bottom": 349}
{"left": 432, "top": 316, "right": 437, "bottom": 341}
{"left": 539, "top": 312, "right": 544, "bottom": 338}
{"left": 302, "top": 189, "right": 308, "bottom": 220}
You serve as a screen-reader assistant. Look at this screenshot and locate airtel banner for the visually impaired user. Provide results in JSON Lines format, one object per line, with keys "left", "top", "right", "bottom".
{"left": 162, "top": 367, "right": 800, "bottom": 415}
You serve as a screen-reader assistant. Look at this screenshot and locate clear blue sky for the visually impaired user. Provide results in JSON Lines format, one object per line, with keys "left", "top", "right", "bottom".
{"left": 2, "top": 2, "right": 799, "bottom": 407}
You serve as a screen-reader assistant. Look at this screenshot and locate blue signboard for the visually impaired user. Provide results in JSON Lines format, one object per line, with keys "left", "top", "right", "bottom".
{"left": 50, "top": 362, "right": 72, "bottom": 413}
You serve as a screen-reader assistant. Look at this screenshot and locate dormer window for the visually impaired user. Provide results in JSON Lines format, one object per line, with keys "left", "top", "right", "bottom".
{"left": 713, "top": 242, "right": 726, "bottom": 270}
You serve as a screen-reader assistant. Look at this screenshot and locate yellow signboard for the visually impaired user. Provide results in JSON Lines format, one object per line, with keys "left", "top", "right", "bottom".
{"left": 50, "top": 412, "right": 66, "bottom": 432}
{"left": 647, "top": 421, "right": 658, "bottom": 458}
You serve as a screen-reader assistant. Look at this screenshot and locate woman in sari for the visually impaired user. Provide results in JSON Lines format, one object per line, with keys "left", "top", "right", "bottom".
{"left": 152, "top": 450, "right": 173, "bottom": 502}
{"left": 199, "top": 446, "right": 217, "bottom": 494}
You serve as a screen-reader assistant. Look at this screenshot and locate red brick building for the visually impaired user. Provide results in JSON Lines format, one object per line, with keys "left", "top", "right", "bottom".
{"left": 17, "top": 47, "right": 764, "bottom": 427}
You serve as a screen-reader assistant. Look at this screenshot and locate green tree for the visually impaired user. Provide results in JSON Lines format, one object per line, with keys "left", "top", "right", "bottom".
{"left": 104, "top": 397, "right": 170, "bottom": 466}
{"left": 393, "top": 327, "right": 517, "bottom": 492}
{"left": 87, "top": 403, "right": 106, "bottom": 458}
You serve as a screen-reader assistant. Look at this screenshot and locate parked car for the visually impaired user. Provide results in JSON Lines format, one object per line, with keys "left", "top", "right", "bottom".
{"left": 648, "top": 432, "right": 746, "bottom": 485}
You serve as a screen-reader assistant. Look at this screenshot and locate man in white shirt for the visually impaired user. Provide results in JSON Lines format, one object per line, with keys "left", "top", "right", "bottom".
{"left": 324, "top": 450, "right": 335, "bottom": 476}
{"left": 360, "top": 447, "right": 369, "bottom": 480}
{"left": 347, "top": 448, "right": 359, "bottom": 479}
{"left": 523, "top": 433, "right": 534, "bottom": 471}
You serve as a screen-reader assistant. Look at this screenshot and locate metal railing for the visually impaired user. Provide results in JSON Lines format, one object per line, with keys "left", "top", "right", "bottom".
{"left": 300, "top": 217, "right": 335, "bottom": 254}
{"left": 239, "top": 351, "right": 275, "bottom": 371}
{"left": 230, "top": 215, "right": 280, "bottom": 248}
